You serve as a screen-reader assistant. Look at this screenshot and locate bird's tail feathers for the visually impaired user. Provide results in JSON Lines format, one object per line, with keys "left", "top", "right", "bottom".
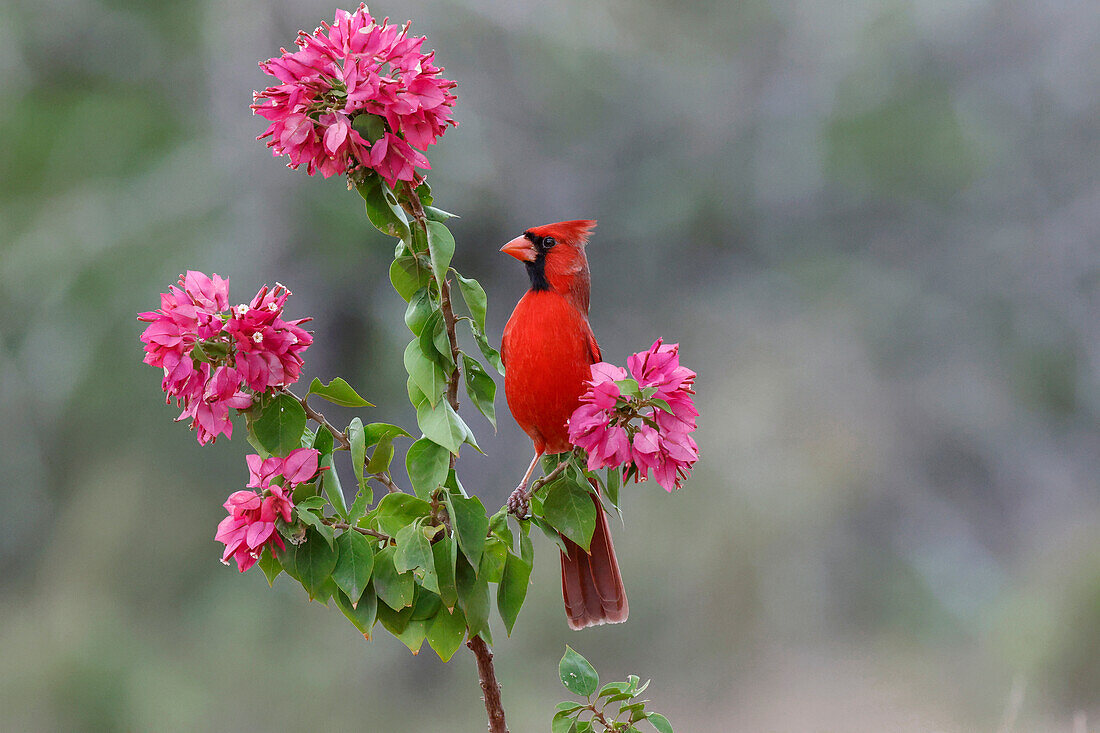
{"left": 560, "top": 489, "right": 628, "bottom": 630}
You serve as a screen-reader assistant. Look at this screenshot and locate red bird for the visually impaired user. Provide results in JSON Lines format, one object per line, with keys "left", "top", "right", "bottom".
{"left": 499, "top": 220, "right": 628, "bottom": 630}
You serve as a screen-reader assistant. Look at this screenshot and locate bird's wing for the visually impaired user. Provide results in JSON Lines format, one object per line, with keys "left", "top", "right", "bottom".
{"left": 585, "top": 326, "right": 601, "bottom": 365}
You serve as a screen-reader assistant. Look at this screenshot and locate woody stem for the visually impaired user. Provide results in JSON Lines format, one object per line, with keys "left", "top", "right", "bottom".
{"left": 398, "top": 180, "right": 507, "bottom": 733}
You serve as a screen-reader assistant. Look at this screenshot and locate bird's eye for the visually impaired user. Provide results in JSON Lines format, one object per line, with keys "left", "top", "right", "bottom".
{"left": 542, "top": 236, "right": 556, "bottom": 249}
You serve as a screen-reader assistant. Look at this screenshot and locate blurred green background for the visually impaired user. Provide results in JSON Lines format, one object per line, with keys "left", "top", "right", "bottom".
{"left": 3, "top": 0, "right": 1099, "bottom": 730}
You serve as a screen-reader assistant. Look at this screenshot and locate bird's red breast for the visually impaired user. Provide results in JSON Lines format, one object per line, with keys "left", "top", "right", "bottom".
{"left": 502, "top": 289, "right": 600, "bottom": 454}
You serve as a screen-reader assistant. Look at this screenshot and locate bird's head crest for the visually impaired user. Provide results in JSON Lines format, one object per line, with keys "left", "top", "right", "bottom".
{"left": 525, "top": 220, "right": 597, "bottom": 247}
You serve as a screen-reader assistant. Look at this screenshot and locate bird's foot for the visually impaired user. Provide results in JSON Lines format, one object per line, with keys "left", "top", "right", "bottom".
{"left": 506, "top": 484, "right": 530, "bottom": 518}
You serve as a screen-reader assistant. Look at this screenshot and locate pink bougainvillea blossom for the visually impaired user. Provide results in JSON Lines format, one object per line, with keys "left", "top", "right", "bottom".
{"left": 252, "top": 4, "right": 457, "bottom": 186}
{"left": 215, "top": 449, "right": 322, "bottom": 572}
{"left": 225, "top": 283, "right": 314, "bottom": 392}
{"left": 568, "top": 340, "right": 699, "bottom": 491}
{"left": 138, "top": 273, "right": 313, "bottom": 445}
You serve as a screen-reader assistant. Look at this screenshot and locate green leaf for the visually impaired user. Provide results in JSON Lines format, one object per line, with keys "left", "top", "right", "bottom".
{"left": 301, "top": 426, "right": 316, "bottom": 449}
{"left": 425, "top": 220, "right": 455, "bottom": 288}
{"left": 404, "top": 339, "right": 446, "bottom": 407}
{"left": 245, "top": 421, "right": 270, "bottom": 458}
{"left": 614, "top": 378, "right": 642, "bottom": 398}
{"left": 411, "top": 587, "right": 442, "bottom": 621}
{"left": 393, "top": 617, "right": 429, "bottom": 655}
{"left": 479, "top": 538, "right": 508, "bottom": 584}
{"left": 444, "top": 467, "right": 467, "bottom": 497}
{"left": 320, "top": 451, "right": 348, "bottom": 520}
{"left": 376, "top": 596, "right": 414, "bottom": 635}
{"left": 346, "top": 489, "right": 372, "bottom": 525}
{"left": 357, "top": 178, "right": 410, "bottom": 241}
{"left": 542, "top": 478, "right": 597, "bottom": 551}
{"left": 362, "top": 422, "right": 413, "bottom": 447}
{"left": 433, "top": 316, "right": 454, "bottom": 369}
{"left": 559, "top": 646, "right": 599, "bottom": 697}
{"left": 462, "top": 354, "right": 497, "bottom": 428}
{"left": 455, "top": 554, "right": 490, "bottom": 638}
{"left": 406, "top": 437, "right": 450, "bottom": 499}
{"left": 394, "top": 522, "right": 438, "bottom": 594}
{"left": 416, "top": 399, "right": 467, "bottom": 454}
{"left": 312, "top": 424, "right": 335, "bottom": 455}
{"left": 518, "top": 521, "right": 534, "bottom": 565}
{"left": 497, "top": 551, "right": 532, "bottom": 636}
{"left": 365, "top": 438, "right": 394, "bottom": 476}
{"left": 390, "top": 255, "right": 431, "bottom": 302}
{"left": 333, "top": 530, "right": 375, "bottom": 605}
{"left": 606, "top": 467, "right": 621, "bottom": 510}
{"left": 347, "top": 414, "right": 366, "bottom": 483}
{"left": 418, "top": 309, "right": 451, "bottom": 367}
{"left": 620, "top": 701, "right": 647, "bottom": 722}
{"left": 427, "top": 605, "right": 466, "bottom": 662}
{"left": 424, "top": 205, "right": 458, "bottom": 222}
{"left": 603, "top": 691, "right": 634, "bottom": 705}
{"left": 334, "top": 584, "right": 378, "bottom": 638}
{"left": 447, "top": 493, "right": 488, "bottom": 569}
{"left": 372, "top": 546, "right": 415, "bottom": 610}
{"left": 296, "top": 495, "right": 326, "bottom": 511}
{"left": 470, "top": 323, "right": 505, "bottom": 375}
{"left": 404, "top": 287, "right": 435, "bottom": 336}
{"left": 306, "top": 377, "right": 374, "bottom": 408}
{"left": 415, "top": 180, "right": 433, "bottom": 206}
{"left": 371, "top": 493, "right": 432, "bottom": 536}
{"left": 432, "top": 536, "right": 459, "bottom": 611}
{"left": 257, "top": 546, "right": 282, "bottom": 586}
{"left": 488, "top": 509, "right": 514, "bottom": 547}
{"left": 650, "top": 397, "right": 674, "bottom": 414}
{"left": 292, "top": 528, "right": 339, "bottom": 601}
{"left": 598, "top": 682, "right": 630, "bottom": 698}
{"left": 252, "top": 393, "right": 307, "bottom": 457}
{"left": 453, "top": 272, "right": 488, "bottom": 331}
{"left": 552, "top": 710, "right": 579, "bottom": 733}
{"left": 351, "top": 113, "right": 385, "bottom": 142}
{"left": 646, "top": 713, "right": 673, "bottom": 733}
{"left": 297, "top": 508, "right": 336, "bottom": 549}
{"left": 407, "top": 376, "right": 428, "bottom": 408}
{"left": 291, "top": 479, "right": 320, "bottom": 506}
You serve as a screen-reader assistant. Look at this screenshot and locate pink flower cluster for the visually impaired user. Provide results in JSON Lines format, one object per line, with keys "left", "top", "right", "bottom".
{"left": 253, "top": 4, "right": 457, "bottom": 186}
{"left": 138, "top": 272, "right": 313, "bottom": 444}
{"left": 216, "top": 449, "right": 321, "bottom": 572}
{"left": 568, "top": 339, "right": 699, "bottom": 491}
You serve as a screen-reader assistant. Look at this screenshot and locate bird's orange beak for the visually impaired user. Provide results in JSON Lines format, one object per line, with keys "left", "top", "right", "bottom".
{"left": 500, "top": 235, "right": 537, "bottom": 262}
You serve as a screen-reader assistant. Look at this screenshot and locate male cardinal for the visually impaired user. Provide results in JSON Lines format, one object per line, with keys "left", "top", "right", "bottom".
{"left": 499, "top": 220, "right": 628, "bottom": 630}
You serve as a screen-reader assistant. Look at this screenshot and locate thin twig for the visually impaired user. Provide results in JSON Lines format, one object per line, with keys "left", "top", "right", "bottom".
{"left": 282, "top": 388, "right": 350, "bottom": 450}
{"left": 371, "top": 472, "right": 404, "bottom": 494}
{"left": 467, "top": 635, "right": 509, "bottom": 733}
{"left": 528, "top": 462, "right": 568, "bottom": 500}
{"left": 506, "top": 461, "right": 568, "bottom": 518}
{"left": 589, "top": 705, "right": 614, "bottom": 729}
{"left": 321, "top": 518, "right": 391, "bottom": 543}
